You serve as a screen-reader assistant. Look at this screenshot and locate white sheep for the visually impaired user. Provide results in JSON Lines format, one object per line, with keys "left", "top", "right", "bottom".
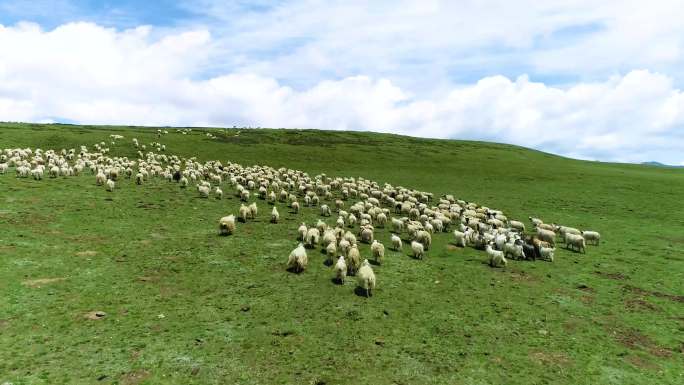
{"left": 334, "top": 256, "right": 347, "bottom": 284}
{"left": 565, "top": 233, "right": 586, "bottom": 253}
{"left": 452, "top": 230, "right": 466, "bottom": 247}
{"left": 339, "top": 239, "right": 351, "bottom": 257}
{"left": 215, "top": 187, "right": 223, "bottom": 199}
{"left": 287, "top": 243, "right": 308, "bottom": 273}
{"left": 297, "top": 223, "right": 307, "bottom": 241}
{"left": 539, "top": 246, "right": 555, "bottom": 262}
{"left": 536, "top": 228, "right": 556, "bottom": 246}
{"left": 198, "top": 185, "right": 210, "bottom": 198}
{"left": 360, "top": 226, "right": 374, "bottom": 244}
{"left": 411, "top": 241, "right": 425, "bottom": 260}
{"left": 271, "top": 206, "right": 280, "bottom": 223}
{"left": 305, "top": 228, "right": 320, "bottom": 248}
{"left": 371, "top": 240, "right": 385, "bottom": 265}
{"left": 96, "top": 171, "right": 107, "bottom": 185}
{"left": 486, "top": 243, "right": 507, "bottom": 268}
{"left": 135, "top": 172, "right": 144, "bottom": 185}
{"left": 291, "top": 201, "right": 300, "bottom": 213}
{"left": 509, "top": 220, "right": 525, "bottom": 233}
{"left": 503, "top": 240, "right": 524, "bottom": 260}
{"left": 415, "top": 230, "right": 432, "bottom": 250}
{"left": 219, "top": 215, "right": 236, "bottom": 235}
{"left": 323, "top": 241, "right": 336, "bottom": 264}
{"left": 320, "top": 204, "right": 331, "bottom": 217}
{"left": 249, "top": 202, "right": 258, "bottom": 219}
{"left": 582, "top": 230, "right": 601, "bottom": 246}
{"left": 357, "top": 259, "right": 376, "bottom": 297}
{"left": 347, "top": 244, "right": 361, "bottom": 275}
{"left": 391, "top": 234, "right": 402, "bottom": 251}
{"left": 106, "top": 179, "right": 115, "bottom": 192}
{"left": 239, "top": 204, "right": 250, "bottom": 222}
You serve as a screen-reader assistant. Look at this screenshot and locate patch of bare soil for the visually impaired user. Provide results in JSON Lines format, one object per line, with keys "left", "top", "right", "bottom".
{"left": 624, "top": 298, "right": 662, "bottom": 312}
{"left": 84, "top": 311, "right": 107, "bottom": 320}
{"left": 529, "top": 351, "right": 572, "bottom": 367}
{"left": 75, "top": 250, "right": 98, "bottom": 257}
{"left": 610, "top": 327, "right": 673, "bottom": 358}
{"left": 627, "top": 355, "right": 660, "bottom": 370}
{"left": 595, "top": 271, "right": 629, "bottom": 280}
{"left": 121, "top": 370, "right": 150, "bottom": 385}
{"left": 623, "top": 285, "right": 684, "bottom": 303}
{"left": 22, "top": 277, "right": 66, "bottom": 288}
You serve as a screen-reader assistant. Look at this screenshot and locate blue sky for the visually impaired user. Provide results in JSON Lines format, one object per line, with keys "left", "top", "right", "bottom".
{"left": 1, "top": 0, "right": 684, "bottom": 164}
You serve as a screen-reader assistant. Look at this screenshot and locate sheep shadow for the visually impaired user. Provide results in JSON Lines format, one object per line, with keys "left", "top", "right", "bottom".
{"left": 368, "top": 259, "right": 381, "bottom": 266}
{"left": 322, "top": 259, "right": 334, "bottom": 267}
{"left": 354, "top": 286, "right": 372, "bottom": 298}
{"left": 285, "top": 267, "right": 305, "bottom": 274}
{"left": 330, "top": 277, "right": 344, "bottom": 285}
{"left": 407, "top": 253, "right": 424, "bottom": 260}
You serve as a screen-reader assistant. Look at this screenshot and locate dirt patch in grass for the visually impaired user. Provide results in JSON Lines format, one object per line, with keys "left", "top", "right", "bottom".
{"left": 610, "top": 327, "right": 673, "bottom": 358}
{"left": 625, "top": 298, "right": 662, "bottom": 312}
{"left": 0, "top": 319, "right": 9, "bottom": 329}
{"left": 137, "top": 275, "right": 160, "bottom": 283}
{"left": 595, "top": 271, "right": 629, "bottom": 280}
{"left": 75, "top": 250, "right": 98, "bottom": 257}
{"left": 623, "top": 285, "right": 684, "bottom": 303}
{"left": 22, "top": 277, "right": 66, "bottom": 288}
{"left": 627, "top": 355, "right": 660, "bottom": 370}
{"left": 84, "top": 311, "right": 107, "bottom": 320}
{"left": 121, "top": 369, "right": 150, "bottom": 385}
{"left": 529, "top": 351, "right": 572, "bottom": 367}
{"left": 508, "top": 268, "right": 538, "bottom": 283}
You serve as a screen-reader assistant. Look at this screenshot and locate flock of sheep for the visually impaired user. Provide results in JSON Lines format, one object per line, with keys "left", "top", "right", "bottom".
{"left": 1, "top": 130, "right": 601, "bottom": 298}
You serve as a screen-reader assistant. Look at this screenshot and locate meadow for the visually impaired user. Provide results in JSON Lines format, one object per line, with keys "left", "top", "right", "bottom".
{"left": 0, "top": 122, "right": 682, "bottom": 384}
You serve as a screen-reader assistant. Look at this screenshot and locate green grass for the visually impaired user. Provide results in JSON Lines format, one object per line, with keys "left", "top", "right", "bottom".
{"left": 1, "top": 122, "right": 683, "bottom": 384}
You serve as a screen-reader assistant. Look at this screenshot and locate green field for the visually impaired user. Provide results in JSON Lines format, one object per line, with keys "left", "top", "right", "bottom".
{"left": 0, "top": 122, "right": 682, "bottom": 384}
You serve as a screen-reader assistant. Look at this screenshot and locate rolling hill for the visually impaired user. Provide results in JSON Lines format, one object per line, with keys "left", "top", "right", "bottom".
{"left": 1, "top": 122, "right": 682, "bottom": 384}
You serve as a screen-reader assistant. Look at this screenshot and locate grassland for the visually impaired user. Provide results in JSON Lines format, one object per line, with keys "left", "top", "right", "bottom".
{"left": 0, "top": 122, "right": 683, "bottom": 384}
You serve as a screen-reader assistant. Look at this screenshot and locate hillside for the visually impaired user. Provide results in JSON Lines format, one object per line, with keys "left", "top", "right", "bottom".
{"left": 1, "top": 122, "right": 682, "bottom": 384}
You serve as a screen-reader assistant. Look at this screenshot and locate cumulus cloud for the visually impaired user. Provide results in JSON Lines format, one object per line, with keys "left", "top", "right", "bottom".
{"left": 1, "top": 22, "right": 684, "bottom": 163}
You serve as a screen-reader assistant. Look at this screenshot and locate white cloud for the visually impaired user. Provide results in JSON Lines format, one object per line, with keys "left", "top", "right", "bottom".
{"left": 1, "top": 22, "right": 684, "bottom": 163}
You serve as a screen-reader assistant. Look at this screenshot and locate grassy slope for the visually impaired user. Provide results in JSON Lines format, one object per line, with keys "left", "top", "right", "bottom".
{"left": 0, "top": 122, "right": 682, "bottom": 384}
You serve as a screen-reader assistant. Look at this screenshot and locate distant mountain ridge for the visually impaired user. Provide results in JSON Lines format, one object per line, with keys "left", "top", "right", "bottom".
{"left": 641, "top": 161, "right": 684, "bottom": 168}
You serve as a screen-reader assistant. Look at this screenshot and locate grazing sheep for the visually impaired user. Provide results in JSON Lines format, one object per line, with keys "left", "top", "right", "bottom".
{"left": 249, "top": 202, "right": 258, "bottom": 219}
{"left": 486, "top": 243, "right": 507, "bottom": 267}
{"left": 287, "top": 243, "right": 308, "bottom": 273}
{"left": 320, "top": 204, "right": 332, "bottom": 216}
{"left": 536, "top": 228, "right": 556, "bottom": 246}
{"left": 376, "top": 212, "right": 387, "bottom": 228}
{"left": 343, "top": 231, "right": 357, "bottom": 246}
{"left": 537, "top": 223, "right": 555, "bottom": 232}
{"left": 334, "top": 256, "right": 347, "bottom": 284}
{"left": 215, "top": 187, "right": 223, "bottom": 199}
{"left": 539, "top": 246, "right": 555, "bottom": 262}
{"left": 556, "top": 225, "right": 581, "bottom": 241}
{"left": 271, "top": 206, "right": 280, "bottom": 223}
{"left": 360, "top": 226, "right": 374, "bottom": 244}
{"left": 198, "top": 185, "right": 210, "bottom": 198}
{"left": 297, "top": 223, "right": 307, "bottom": 241}
{"left": 106, "top": 179, "right": 115, "bottom": 192}
{"left": 240, "top": 189, "right": 250, "bottom": 201}
{"left": 452, "top": 230, "right": 466, "bottom": 247}
{"left": 357, "top": 259, "right": 376, "bottom": 297}
{"left": 529, "top": 217, "right": 543, "bottom": 226}
{"left": 218, "top": 215, "right": 236, "bottom": 235}
{"left": 96, "top": 171, "right": 107, "bottom": 185}
{"left": 371, "top": 240, "right": 385, "bottom": 265}
{"left": 565, "top": 233, "right": 586, "bottom": 253}
{"left": 239, "top": 204, "right": 250, "bottom": 222}
{"left": 503, "top": 240, "right": 524, "bottom": 260}
{"left": 347, "top": 244, "right": 361, "bottom": 275}
{"left": 411, "top": 241, "right": 425, "bottom": 259}
{"left": 326, "top": 242, "right": 337, "bottom": 264}
{"left": 415, "top": 230, "right": 432, "bottom": 250}
{"left": 391, "top": 217, "right": 404, "bottom": 233}
{"left": 316, "top": 219, "right": 328, "bottom": 235}
{"left": 179, "top": 176, "right": 188, "bottom": 188}
{"left": 291, "top": 201, "right": 300, "bottom": 213}
{"left": 582, "top": 230, "right": 601, "bottom": 245}
{"left": 509, "top": 220, "right": 525, "bottom": 233}
{"left": 391, "top": 233, "right": 402, "bottom": 251}
{"left": 339, "top": 239, "right": 351, "bottom": 257}
{"left": 305, "top": 228, "right": 320, "bottom": 248}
